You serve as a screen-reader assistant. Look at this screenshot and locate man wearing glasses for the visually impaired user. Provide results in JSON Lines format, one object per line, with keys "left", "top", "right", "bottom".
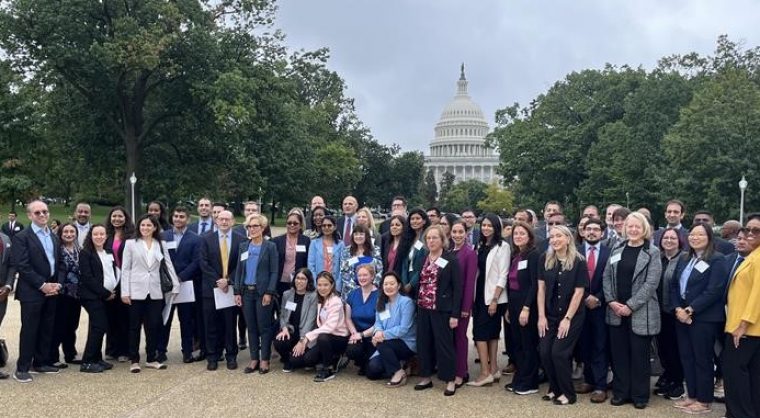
{"left": 10, "top": 200, "right": 62, "bottom": 383}
{"left": 379, "top": 196, "right": 407, "bottom": 235}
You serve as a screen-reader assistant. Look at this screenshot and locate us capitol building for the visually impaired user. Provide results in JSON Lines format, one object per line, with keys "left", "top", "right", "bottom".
{"left": 424, "top": 64, "right": 500, "bottom": 190}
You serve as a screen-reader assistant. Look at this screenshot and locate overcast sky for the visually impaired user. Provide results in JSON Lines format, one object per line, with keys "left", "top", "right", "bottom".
{"left": 275, "top": 0, "right": 760, "bottom": 153}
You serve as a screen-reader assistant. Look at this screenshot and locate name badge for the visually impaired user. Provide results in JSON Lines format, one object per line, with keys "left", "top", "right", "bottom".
{"left": 165, "top": 241, "right": 177, "bottom": 250}
{"left": 695, "top": 260, "right": 710, "bottom": 273}
{"left": 285, "top": 301, "right": 298, "bottom": 311}
{"left": 379, "top": 310, "right": 391, "bottom": 321}
{"left": 240, "top": 252, "right": 249, "bottom": 261}
{"left": 518, "top": 260, "right": 528, "bottom": 270}
{"left": 610, "top": 253, "right": 622, "bottom": 264}
{"left": 414, "top": 241, "right": 423, "bottom": 250}
{"left": 296, "top": 245, "right": 306, "bottom": 253}
{"left": 326, "top": 246, "right": 333, "bottom": 255}
{"left": 435, "top": 258, "right": 449, "bottom": 269}
{"left": 5, "top": 242, "right": 9, "bottom": 248}
{"left": 349, "top": 256, "right": 359, "bottom": 266}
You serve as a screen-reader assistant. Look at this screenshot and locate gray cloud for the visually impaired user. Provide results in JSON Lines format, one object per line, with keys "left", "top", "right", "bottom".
{"left": 276, "top": 0, "right": 760, "bottom": 152}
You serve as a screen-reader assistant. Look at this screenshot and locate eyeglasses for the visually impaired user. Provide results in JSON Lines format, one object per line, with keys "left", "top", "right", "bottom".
{"left": 246, "top": 224, "right": 261, "bottom": 229}
{"left": 741, "top": 226, "right": 760, "bottom": 236}
{"left": 33, "top": 210, "right": 49, "bottom": 216}
{"left": 322, "top": 224, "right": 334, "bottom": 229}
{"left": 286, "top": 221, "right": 300, "bottom": 226}
{"left": 688, "top": 233, "right": 707, "bottom": 238}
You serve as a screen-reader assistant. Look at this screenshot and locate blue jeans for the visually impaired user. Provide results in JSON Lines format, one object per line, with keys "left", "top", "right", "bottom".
{"left": 241, "top": 288, "right": 274, "bottom": 361}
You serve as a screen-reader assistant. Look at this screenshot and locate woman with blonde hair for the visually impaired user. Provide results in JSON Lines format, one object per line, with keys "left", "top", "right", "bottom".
{"left": 537, "top": 225, "right": 588, "bottom": 405}
{"left": 356, "top": 207, "right": 378, "bottom": 246}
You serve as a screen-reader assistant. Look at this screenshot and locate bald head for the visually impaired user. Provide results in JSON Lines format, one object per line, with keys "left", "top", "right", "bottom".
{"left": 721, "top": 220, "right": 742, "bottom": 240}
{"left": 216, "top": 210, "right": 234, "bottom": 233}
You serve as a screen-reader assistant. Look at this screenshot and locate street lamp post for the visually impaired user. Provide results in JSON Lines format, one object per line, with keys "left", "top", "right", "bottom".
{"left": 129, "top": 172, "right": 137, "bottom": 220}
{"left": 739, "top": 175, "right": 748, "bottom": 225}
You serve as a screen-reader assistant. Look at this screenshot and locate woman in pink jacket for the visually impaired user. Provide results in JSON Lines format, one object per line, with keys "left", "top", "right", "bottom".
{"left": 288, "top": 271, "right": 350, "bottom": 382}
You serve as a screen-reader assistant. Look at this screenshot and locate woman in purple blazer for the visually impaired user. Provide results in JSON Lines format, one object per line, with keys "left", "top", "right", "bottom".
{"left": 450, "top": 219, "right": 477, "bottom": 387}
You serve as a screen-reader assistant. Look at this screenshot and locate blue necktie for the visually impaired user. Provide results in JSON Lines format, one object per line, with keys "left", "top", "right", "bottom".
{"left": 200, "top": 221, "right": 208, "bottom": 234}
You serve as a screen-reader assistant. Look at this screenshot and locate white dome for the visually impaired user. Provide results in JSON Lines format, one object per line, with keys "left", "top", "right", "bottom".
{"left": 432, "top": 64, "right": 489, "bottom": 142}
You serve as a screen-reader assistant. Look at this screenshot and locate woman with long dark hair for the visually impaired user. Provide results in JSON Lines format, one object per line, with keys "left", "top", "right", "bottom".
{"left": 50, "top": 223, "right": 82, "bottom": 367}
{"left": 401, "top": 208, "right": 430, "bottom": 296}
{"left": 305, "top": 206, "right": 327, "bottom": 240}
{"left": 307, "top": 215, "right": 345, "bottom": 290}
{"left": 104, "top": 206, "right": 134, "bottom": 362}
{"left": 380, "top": 215, "right": 406, "bottom": 275}
{"left": 274, "top": 268, "right": 317, "bottom": 372}
{"left": 146, "top": 201, "right": 171, "bottom": 231}
{"left": 449, "top": 219, "right": 477, "bottom": 388}
{"left": 338, "top": 224, "right": 383, "bottom": 299}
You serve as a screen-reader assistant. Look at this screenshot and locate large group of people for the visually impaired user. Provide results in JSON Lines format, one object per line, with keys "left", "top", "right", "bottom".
{"left": 0, "top": 195, "right": 758, "bottom": 417}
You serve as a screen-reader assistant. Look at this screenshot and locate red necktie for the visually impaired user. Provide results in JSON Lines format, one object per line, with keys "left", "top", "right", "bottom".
{"left": 343, "top": 218, "right": 352, "bottom": 245}
{"left": 587, "top": 246, "right": 596, "bottom": 281}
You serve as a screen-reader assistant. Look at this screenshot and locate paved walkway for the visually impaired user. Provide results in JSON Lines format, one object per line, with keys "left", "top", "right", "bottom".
{"left": 0, "top": 301, "right": 725, "bottom": 418}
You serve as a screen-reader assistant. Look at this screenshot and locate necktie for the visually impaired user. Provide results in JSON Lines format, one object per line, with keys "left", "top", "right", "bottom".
{"left": 343, "top": 218, "right": 352, "bottom": 246}
{"left": 220, "top": 234, "right": 229, "bottom": 278}
{"left": 729, "top": 256, "right": 745, "bottom": 283}
{"left": 587, "top": 246, "right": 596, "bottom": 281}
{"left": 200, "top": 221, "right": 207, "bottom": 234}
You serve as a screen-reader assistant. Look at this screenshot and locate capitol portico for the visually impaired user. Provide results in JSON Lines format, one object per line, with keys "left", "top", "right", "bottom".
{"left": 424, "top": 65, "right": 500, "bottom": 190}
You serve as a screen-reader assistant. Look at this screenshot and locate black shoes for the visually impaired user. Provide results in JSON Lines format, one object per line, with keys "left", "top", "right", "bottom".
{"left": 313, "top": 368, "right": 335, "bottom": 382}
{"left": 226, "top": 360, "right": 238, "bottom": 370}
{"left": 182, "top": 354, "right": 194, "bottom": 364}
{"left": 610, "top": 397, "right": 630, "bottom": 406}
{"left": 207, "top": 361, "right": 218, "bottom": 371}
{"left": 80, "top": 363, "right": 105, "bottom": 373}
{"left": 13, "top": 370, "right": 33, "bottom": 383}
{"left": 99, "top": 361, "right": 114, "bottom": 370}
{"left": 414, "top": 381, "right": 434, "bottom": 391}
{"left": 31, "top": 365, "right": 60, "bottom": 374}
{"left": 634, "top": 402, "right": 647, "bottom": 409}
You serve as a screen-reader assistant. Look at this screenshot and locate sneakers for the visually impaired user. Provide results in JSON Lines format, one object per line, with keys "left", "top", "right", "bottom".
{"left": 130, "top": 363, "right": 141, "bottom": 373}
{"left": 514, "top": 388, "right": 539, "bottom": 395}
{"left": 571, "top": 363, "right": 584, "bottom": 380}
{"left": 713, "top": 379, "right": 725, "bottom": 399}
{"left": 117, "top": 356, "right": 129, "bottom": 363}
{"left": 145, "top": 362, "right": 168, "bottom": 370}
{"left": 665, "top": 383, "right": 685, "bottom": 400}
{"left": 282, "top": 363, "right": 293, "bottom": 373}
{"left": 336, "top": 355, "right": 349, "bottom": 372}
{"left": 314, "top": 368, "right": 335, "bottom": 382}
{"left": 31, "top": 365, "right": 60, "bottom": 374}
{"left": 13, "top": 370, "right": 33, "bottom": 383}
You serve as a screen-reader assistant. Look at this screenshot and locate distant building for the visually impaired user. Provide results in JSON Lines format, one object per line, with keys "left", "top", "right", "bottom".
{"left": 424, "top": 64, "right": 500, "bottom": 190}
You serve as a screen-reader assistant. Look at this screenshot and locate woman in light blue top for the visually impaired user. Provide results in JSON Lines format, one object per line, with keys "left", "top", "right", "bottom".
{"left": 307, "top": 215, "right": 345, "bottom": 291}
{"left": 366, "top": 272, "right": 416, "bottom": 386}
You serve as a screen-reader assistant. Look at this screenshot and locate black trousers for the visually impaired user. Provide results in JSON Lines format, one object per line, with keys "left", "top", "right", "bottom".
{"left": 289, "top": 334, "right": 348, "bottom": 369}
{"left": 722, "top": 334, "right": 760, "bottom": 418}
{"left": 105, "top": 296, "right": 130, "bottom": 357}
{"left": 676, "top": 321, "right": 717, "bottom": 403}
{"left": 417, "top": 308, "right": 456, "bottom": 382}
{"left": 273, "top": 334, "right": 299, "bottom": 366}
{"left": 202, "top": 298, "right": 238, "bottom": 362}
{"left": 346, "top": 336, "right": 375, "bottom": 370}
{"left": 579, "top": 306, "right": 608, "bottom": 391}
{"left": 609, "top": 319, "right": 652, "bottom": 403}
{"left": 366, "top": 339, "right": 415, "bottom": 380}
{"left": 80, "top": 299, "right": 108, "bottom": 364}
{"left": 236, "top": 305, "right": 247, "bottom": 344}
{"left": 192, "top": 278, "right": 206, "bottom": 354}
{"left": 127, "top": 297, "right": 164, "bottom": 363}
{"left": 507, "top": 296, "right": 539, "bottom": 391}
{"left": 539, "top": 312, "right": 584, "bottom": 401}
{"left": 656, "top": 312, "right": 684, "bottom": 385}
{"left": 50, "top": 295, "right": 81, "bottom": 363}
{"left": 157, "top": 302, "right": 196, "bottom": 356}
{"left": 17, "top": 298, "right": 57, "bottom": 372}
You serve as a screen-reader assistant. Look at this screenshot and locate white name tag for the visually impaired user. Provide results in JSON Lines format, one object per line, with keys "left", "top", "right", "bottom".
{"left": 379, "top": 310, "right": 391, "bottom": 321}
{"left": 414, "top": 241, "right": 423, "bottom": 250}
{"left": 296, "top": 245, "right": 306, "bottom": 253}
{"left": 240, "top": 252, "right": 249, "bottom": 261}
{"left": 435, "top": 258, "right": 449, "bottom": 269}
{"left": 6, "top": 242, "right": 10, "bottom": 248}
{"left": 349, "top": 256, "right": 359, "bottom": 266}
{"left": 610, "top": 253, "right": 622, "bottom": 264}
{"left": 285, "top": 301, "right": 297, "bottom": 311}
{"left": 695, "top": 260, "right": 710, "bottom": 274}
{"left": 326, "top": 246, "right": 333, "bottom": 254}
{"left": 518, "top": 260, "right": 528, "bottom": 270}
{"left": 165, "top": 241, "right": 177, "bottom": 250}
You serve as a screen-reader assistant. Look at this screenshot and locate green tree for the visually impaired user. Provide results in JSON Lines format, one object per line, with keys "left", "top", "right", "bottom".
{"left": 440, "top": 180, "right": 487, "bottom": 214}
{"left": 477, "top": 182, "right": 515, "bottom": 216}
{"left": 439, "top": 172, "right": 456, "bottom": 199}
{"left": 421, "top": 169, "right": 438, "bottom": 207}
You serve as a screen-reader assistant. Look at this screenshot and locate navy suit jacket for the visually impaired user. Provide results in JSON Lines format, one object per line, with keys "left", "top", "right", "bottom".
{"left": 271, "top": 234, "right": 310, "bottom": 281}
{"left": 10, "top": 226, "right": 61, "bottom": 302}
{"left": 580, "top": 242, "right": 610, "bottom": 303}
{"left": 188, "top": 218, "right": 216, "bottom": 236}
{"left": 232, "top": 240, "right": 279, "bottom": 296}
{"left": 161, "top": 229, "right": 201, "bottom": 282}
{"left": 1, "top": 221, "right": 24, "bottom": 238}
{"left": 199, "top": 230, "right": 245, "bottom": 298}
{"left": 668, "top": 252, "right": 728, "bottom": 323}
{"left": 0, "top": 232, "right": 15, "bottom": 290}
{"left": 713, "top": 237, "right": 735, "bottom": 256}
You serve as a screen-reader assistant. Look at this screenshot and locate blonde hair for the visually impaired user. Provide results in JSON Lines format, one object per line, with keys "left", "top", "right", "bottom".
{"left": 245, "top": 213, "right": 269, "bottom": 228}
{"left": 356, "top": 207, "right": 376, "bottom": 233}
{"left": 622, "top": 212, "right": 652, "bottom": 240}
{"left": 356, "top": 263, "right": 376, "bottom": 277}
{"left": 544, "top": 225, "right": 580, "bottom": 271}
{"left": 423, "top": 224, "right": 450, "bottom": 251}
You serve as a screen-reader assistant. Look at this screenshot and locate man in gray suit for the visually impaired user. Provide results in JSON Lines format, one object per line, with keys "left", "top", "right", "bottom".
{"left": 0, "top": 231, "right": 15, "bottom": 379}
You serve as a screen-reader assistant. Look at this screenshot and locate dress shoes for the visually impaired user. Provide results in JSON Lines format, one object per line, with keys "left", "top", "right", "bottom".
{"left": 610, "top": 397, "right": 630, "bottom": 406}
{"left": 414, "top": 381, "right": 433, "bottom": 391}
{"left": 227, "top": 360, "right": 238, "bottom": 370}
{"left": 80, "top": 363, "right": 104, "bottom": 373}
{"left": 182, "top": 354, "right": 194, "bottom": 364}
{"left": 98, "top": 361, "right": 114, "bottom": 370}
{"left": 575, "top": 383, "right": 594, "bottom": 394}
{"left": 207, "top": 361, "right": 218, "bottom": 371}
{"left": 590, "top": 390, "right": 608, "bottom": 403}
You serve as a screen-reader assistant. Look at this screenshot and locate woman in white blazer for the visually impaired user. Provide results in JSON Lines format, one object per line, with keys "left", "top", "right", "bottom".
{"left": 121, "top": 214, "right": 179, "bottom": 373}
{"left": 467, "top": 213, "right": 510, "bottom": 387}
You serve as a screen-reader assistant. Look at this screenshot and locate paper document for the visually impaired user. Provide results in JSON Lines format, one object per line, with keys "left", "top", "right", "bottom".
{"left": 213, "top": 287, "right": 236, "bottom": 310}
{"left": 173, "top": 281, "right": 196, "bottom": 304}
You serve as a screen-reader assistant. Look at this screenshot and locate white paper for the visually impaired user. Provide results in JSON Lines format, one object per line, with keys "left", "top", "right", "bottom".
{"left": 296, "top": 245, "right": 306, "bottom": 253}
{"left": 326, "top": 246, "right": 333, "bottom": 254}
{"left": 518, "top": 260, "right": 528, "bottom": 270}
{"left": 213, "top": 287, "right": 236, "bottom": 310}
{"left": 240, "top": 251, "right": 249, "bottom": 261}
{"left": 162, "top": 294, "right": 175, "bottom": 325}
{"left": 165, "top": 241, "right": 177, "bottom": 250}
{"left": 414, "top": 241, "right": 423, "bottom": 250}
{"left": 378, "top": 310, "right": 391, "bottom": 321}
{"left": 695, "top": 260, "right": 710, "bottom": 274}
{"left": 349, "top": 256, "right": 359, "bottom": 266}
{"left": 435, "top": 258, "right": 449, "bottom": 269}
{"left": 173, "top": 281, "right": 196, "bottom": 304}
{"left": 610, "top": 253, "right": 622, "bottom": 264}
{"left": 285, "top": 301, "right": 297, "bottom": 311}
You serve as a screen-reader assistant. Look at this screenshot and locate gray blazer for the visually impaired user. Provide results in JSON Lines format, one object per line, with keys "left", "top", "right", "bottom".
{"left": 0, "top": 232, "right": 14, "bottom": 290}
{"left": 603, "top": 241, "right": 662, "bottom": 336}
{"left": 232, "top": 240, "right": 279, "bottom": 296}
{"left": 279, "top": 289, "right": 318, "bottom": 336}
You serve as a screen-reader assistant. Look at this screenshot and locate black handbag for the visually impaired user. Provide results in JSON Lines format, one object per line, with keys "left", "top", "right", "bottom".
{"left": 0, "top": 338, "right": 8, "bottom": 367}
{"left": 158, "top": 242, "right": 173, "bottom": 294}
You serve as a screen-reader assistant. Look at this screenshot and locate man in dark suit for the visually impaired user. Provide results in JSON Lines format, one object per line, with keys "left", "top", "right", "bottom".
{"left": 1, "top": 211, "right": 24, "bottom": 238}
{"left": 461, "top": 208, "right": 480, "bottom": 247}
{"left": 10, "top": 200, "right": 62, "bottom": 383}
{"left": 187, "top": 197, "right": 216, "bottom": 236}
{"left": 653, "top": 199, "right": 689, "bottom": 247}
{"left": 233, "top": 201, "right": 271, "bottom": 239}
{"left": 537, "top": 213, "right": 568, "bottom": 254}
{"left": 199, "top": 210, "right": 245, "bottom": 371}
{"left": 535, "top": 201, "right": 563, "bottom": 242}
{"left": 157, "top": 206, "right": 202, "bottom": 363}
{"left": 337, "top": 195, "right": 358, "bottom": 245}
{"left": 379, "top": 196, "right": 407, "bottom": 235}
{"left": 0, "top": 231, "right": 16, "bottom": 379}
{"left": 692, "top": 210, "right": 735, "bottom": 255}
{"left": 574, "top": 218, "right": 611, "bottom": 402}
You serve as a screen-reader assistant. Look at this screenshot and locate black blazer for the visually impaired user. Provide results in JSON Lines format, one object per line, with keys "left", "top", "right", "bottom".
{"left": 78, "top": 249, "right": 117, "bottom": 301}
{"left": 668, "top": 252, "right": 728, "bottom": 323}
{"left": 10, "top": 226, "right": 61, "bottom": 303}
{"left": 510, "top": 248, "right": 540, "bottom": 310}
{"left": 422, "top": 252, "right": 462, "bottom": 318}
{"left": 199, "top": 230, "right": 246, "bottom": 298}
{"left": 1, "top": 221, "right": 23, "bottom": 238}
{"left": 336, "top": 215, "right": 355, "bottom": 242}
{"left": 580, "top": 243, "right": 611, "bottom": 303}
{"left": 0, "top": 233, "right": 15, "bottom": 290}
{"left": 271, "top": 234, "right": 310, "bottom": 282}
{"left": 379, "top": 232, "right": 404, "bottom": 274}
{"left": 538, "top": 253, "right": 589, "bottom": 319}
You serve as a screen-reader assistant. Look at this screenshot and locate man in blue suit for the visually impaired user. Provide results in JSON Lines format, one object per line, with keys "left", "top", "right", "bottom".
{"left": 575, "top": 218, "right": 612, "bottom": 403}
{"left": 10, "top": 200, "right": 62, "bottom": 383}
{"left": 0, "top": 230, "right": 16, "bottom": 379}
{"left": 199, "top": 210, "right": 245, "bottom": 371}
{"left": 187, "top": 197, "right": 216, "bottom": 236}
{"left": 157, "top": 206, "right": 202, "bottom": 363}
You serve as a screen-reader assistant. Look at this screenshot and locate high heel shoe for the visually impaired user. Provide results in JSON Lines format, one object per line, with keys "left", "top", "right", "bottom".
{"left": 444, "top": 383, "right": 457, "bottom": 396}
{"left": 414, "top": 381, "right": 433, "bottom": 391}
{"left": 491, "top": 372, "right": 501, "bottom": 383}
{"left": 386, "top": 373, "right": 407, "bottom": 388}
{"left": 466, "top": 374, "right": 494, "bottom": 387}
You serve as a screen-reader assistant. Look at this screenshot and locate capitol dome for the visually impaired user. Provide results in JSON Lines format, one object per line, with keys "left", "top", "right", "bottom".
{"left": 424, "top": 64, "right": 500, "bottom": 190}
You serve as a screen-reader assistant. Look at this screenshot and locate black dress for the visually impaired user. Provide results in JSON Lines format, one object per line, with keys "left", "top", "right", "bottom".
{"left": 472, "top": 245, "right": 506, "bottom": 341}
